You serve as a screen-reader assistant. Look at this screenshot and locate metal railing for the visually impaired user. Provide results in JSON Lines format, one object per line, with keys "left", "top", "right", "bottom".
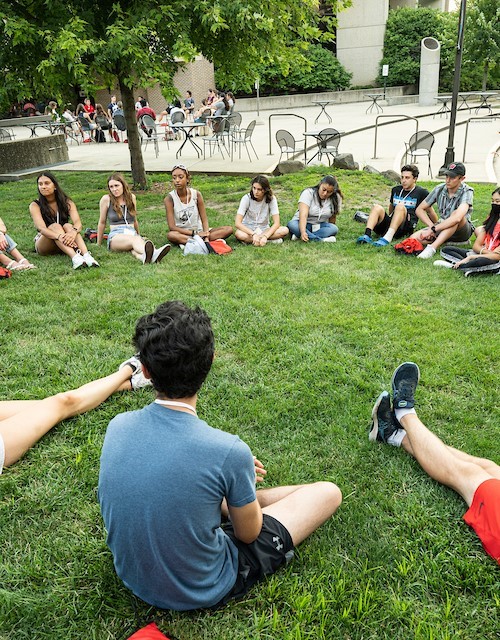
{"left": 462, "top": 113, "right": 499, "bottom": 162}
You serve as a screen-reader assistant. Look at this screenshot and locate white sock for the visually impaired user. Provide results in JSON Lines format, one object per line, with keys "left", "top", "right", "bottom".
{"left": 383, "top": 228, "right": 396, "bottom": 242}
{"left": 387, "top": 429, "right": 407, "bottom": 447}
{"left": 395, "top": 407, "right": 416, "bottom": 423}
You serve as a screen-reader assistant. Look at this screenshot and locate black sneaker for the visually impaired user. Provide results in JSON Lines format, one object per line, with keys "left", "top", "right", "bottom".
{"left": 353, "top": 211, "right": 369, "bottom": 224}
{"left": 369, "top": 391, "right": 400, "bottom": 443}
{"left": 391, "top": 362, "right": 420, "bottom": 410}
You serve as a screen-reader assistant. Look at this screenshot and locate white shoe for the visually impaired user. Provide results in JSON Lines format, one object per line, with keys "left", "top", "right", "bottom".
{"left": 72, "top": 253, "right": 86, "bottom": 269}
{"left": 119, "top": 355, "right": 152, "bottom": 390}
{"left": 152, "top": 243, "right": 171, "bottom": 264}
{"left": 268, "top": 238, "right": 283, "bottom": 244}
{"left": 322, "top": 236, "right": 337, "bottom": 243}
{"left": 141, "top": 240, "right": 154, "bottom": 264}
{"left": 433, "top": 259, "right": 453, "bottom": 268}
{"left": 417, "top": 246, "right": 436, "bottom": 259}
{"left": 83, "top": 252, "right": 100, "bottom": 267}
{"left": 291, "top": 235, "right": 298, "bottom": 241}
{"left": 179, "top": 244, "right": 186, "bottom": 251}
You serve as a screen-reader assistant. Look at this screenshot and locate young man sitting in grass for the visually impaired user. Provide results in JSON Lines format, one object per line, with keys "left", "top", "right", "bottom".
{"left": 356, "top": 165, "right": 433, "bottom": 247}
{"left": 98, "top": 301, "right": 342, "bottom": 611}
{"left": 370, "top": 362, "right": 500, "bottom": 566}
{"left": 411, "top": 162, "right": 475, "bottom": 259}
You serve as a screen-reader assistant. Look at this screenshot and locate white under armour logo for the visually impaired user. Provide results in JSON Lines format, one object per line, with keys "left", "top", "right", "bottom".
{"left": 273, "top": 536, "right": 283, "bottom": 551}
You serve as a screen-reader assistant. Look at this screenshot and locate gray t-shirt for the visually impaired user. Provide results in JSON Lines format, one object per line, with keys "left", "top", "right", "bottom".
{"left": 425, "top": 182, "right": 473, "bottom": 221}
{"left": 237, "top": 193, "right": 279, "bottom": 231}
{"left": 292, "top": 187, "right": 342, "bottom": 224}
{"left": 99, "top": 402, "right": 256, "bottom": 611}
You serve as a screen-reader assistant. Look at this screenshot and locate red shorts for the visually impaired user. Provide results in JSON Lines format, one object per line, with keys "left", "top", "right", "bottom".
{"left": 463, "top": 479, "right": 500, "bottom": 565}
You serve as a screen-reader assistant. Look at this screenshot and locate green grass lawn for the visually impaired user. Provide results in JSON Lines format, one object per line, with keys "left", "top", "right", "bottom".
{"left": 0, "top": 169, "right": 498, "bottom": 640}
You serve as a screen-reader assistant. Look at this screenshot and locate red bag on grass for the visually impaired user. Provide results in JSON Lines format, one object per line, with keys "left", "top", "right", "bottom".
{"left": 0, "top": 266, "right": 12, "bottom": 279}
{"left": 205, "top": 239, "right": 232, "bottom": 255}
{"left": 127, "top": 622, "right": 174, "bottom": 640}
{"left": 394, "top": 238, "right": 424, "bottom": 255}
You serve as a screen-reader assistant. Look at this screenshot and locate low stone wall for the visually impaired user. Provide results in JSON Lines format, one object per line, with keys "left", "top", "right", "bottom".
{"left": 235, "top": 85, "right": 416, "bottom": 112}
{"left": 0, "top": 134, "right": 68, "bottom": 174}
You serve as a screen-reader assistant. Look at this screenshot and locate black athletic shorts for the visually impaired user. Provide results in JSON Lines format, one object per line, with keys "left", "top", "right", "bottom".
{"left": 374, "top": 212, "right": 414, "bottom": 239}
{"left": 213, "top": 514, "right": 294, "bottom": 608}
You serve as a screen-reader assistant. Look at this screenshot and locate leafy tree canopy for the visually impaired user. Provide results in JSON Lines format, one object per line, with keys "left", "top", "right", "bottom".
{"left": 0, "top": 0, "right": 349, "bottom": 186}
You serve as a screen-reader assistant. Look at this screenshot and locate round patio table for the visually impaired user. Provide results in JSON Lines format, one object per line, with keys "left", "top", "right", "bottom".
{"left": 312, "top": 101, "right": 333, "bottom": 124}
{"left": 365, "top": 94, "right": 384, "bottom": 114}
{"left": 174, "top": 122, "right": 205, "bottom": 158}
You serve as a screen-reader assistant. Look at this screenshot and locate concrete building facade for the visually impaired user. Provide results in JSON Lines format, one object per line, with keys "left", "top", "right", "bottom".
{"left": 336, "top": 0, "right": 450, "bottom": 87}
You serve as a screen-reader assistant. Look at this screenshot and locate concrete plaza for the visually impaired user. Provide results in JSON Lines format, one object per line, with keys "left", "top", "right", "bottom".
{"left": 9, "top": 95, "right": 500, "bottom": 183}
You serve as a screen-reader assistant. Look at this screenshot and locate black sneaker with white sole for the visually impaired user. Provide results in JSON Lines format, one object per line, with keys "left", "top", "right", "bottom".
{"left": 391, "top": 362, "right": 420, "bottom": 410}
{"left": 369, "top": 391, "right": 400, "bottom": 443}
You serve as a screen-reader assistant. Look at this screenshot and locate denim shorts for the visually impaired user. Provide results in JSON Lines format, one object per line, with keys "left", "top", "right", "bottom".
{"left": 0, "top": 233, "right": 17, "bottom": 254}
{"left": 107, "top": 225, "right": 137, "bottom": 249}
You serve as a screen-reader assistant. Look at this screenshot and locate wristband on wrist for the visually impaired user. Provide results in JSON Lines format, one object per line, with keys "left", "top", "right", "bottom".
{"left": 431, "top": 225, "right": 437, "bottom": 234}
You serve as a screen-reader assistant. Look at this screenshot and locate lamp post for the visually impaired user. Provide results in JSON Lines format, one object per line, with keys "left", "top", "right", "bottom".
{"left": 440, "top": 0, "right": 467, "bottom": 175}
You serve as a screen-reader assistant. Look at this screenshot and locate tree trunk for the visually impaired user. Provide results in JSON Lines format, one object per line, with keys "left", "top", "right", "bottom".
{"left": 118, "top": 79, "right": 147, "bottom": 190}
{"left": 482, "top": 60, "right": 488, "bottom": 92}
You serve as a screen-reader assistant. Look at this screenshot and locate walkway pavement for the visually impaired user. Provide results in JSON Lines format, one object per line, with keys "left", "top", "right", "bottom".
{"left": 11, "top": 96, "right": 500, "bottom": 183}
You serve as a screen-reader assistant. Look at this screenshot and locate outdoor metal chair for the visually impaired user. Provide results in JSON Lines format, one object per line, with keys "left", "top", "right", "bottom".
{"left": 227, "top": 112, "right": 242, "bottom": 130}
{"left": 275, "top": 129, "right": 304, "bottom": 163}
{"left": 404, "top": 130, "right": 434, "bottom": 178}
{"left": 170, "top": 111, "right": 185, "bottom": 140}
{"left": 203, "top": 117, "right": 228, "bottom": 159}
{"left": 139, "top": 114, "right": 160, "bottom": 158}
{"left": 0, "top": 127, "right": 15, "bottom": 142}
{"left": 231, "top": 120, "right": 259, "bottom": 161}
{"left": 316, "top": 128, "right": 341, "bottom": 165}
{"left": 112, "top": 114, "right": 127, "bottom": 142}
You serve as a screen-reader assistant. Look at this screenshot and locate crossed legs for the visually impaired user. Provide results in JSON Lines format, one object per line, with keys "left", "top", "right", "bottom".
{"left": 257, "top": 482, "right": 342, "bottom": 546}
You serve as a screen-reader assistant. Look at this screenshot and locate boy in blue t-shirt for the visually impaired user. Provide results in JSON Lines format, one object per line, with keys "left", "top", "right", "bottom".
{"left": 98, "top": 301, "right": 342, "bottom": 611}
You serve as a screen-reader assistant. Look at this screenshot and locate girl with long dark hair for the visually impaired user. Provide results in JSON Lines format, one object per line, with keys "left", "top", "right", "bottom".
{"left": 436, "top": 187, "right": 500, "bottom": 275}
{"left": 235, "top": 175, "right": 288, "bottom": 246}
{"left": 29, "top": 172, "right": 99, "bottom": 268}
{"left": 287, "top": 175, "right": 343, "bottom": 242}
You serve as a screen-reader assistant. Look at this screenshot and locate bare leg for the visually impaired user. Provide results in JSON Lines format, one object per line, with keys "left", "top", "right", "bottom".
{"left": 208, "top": 226, "right": 233, "bottom": 241}
{"left": 234, "top": 229, "right": 253, "bottom": 244}
{"left": 0, "top": 368, "right": 132, "bottom": 467}
{"left": 167, "top": 230, "right": 192, "bottom": 245}
{"left": 400, "top": 413, "right": 492, "bottom": 506}
{"left": 109, "top": 234, "right": 147, "bottom": 261}
{"left": 35, "top": 227, "right": 77, "bottom": 258}
{"left": 365, "top": 204, "right": 385, "bottom": 232}
{"left": 0, "top": 380, "right": 131, "bottom": 421}
{"left": 259, "top": 482, "right": 342, "bottom": 546}
{"left": 268, "top": 226, "right": 289, "bottom": 240}
{"left": 382, "top": 204, "right": 407, "bottom": 242}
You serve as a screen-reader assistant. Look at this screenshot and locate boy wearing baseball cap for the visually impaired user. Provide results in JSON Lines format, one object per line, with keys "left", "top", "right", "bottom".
{"left": 410, "top": 161, "right": 474, "bottom": 259}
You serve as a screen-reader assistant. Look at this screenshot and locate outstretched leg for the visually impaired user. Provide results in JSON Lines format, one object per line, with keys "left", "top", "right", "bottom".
{"left": 0, "top": 367, "right": 133, "bottom": 468}
{"left": 399, "top": 413, "right": 491, "bottom": 506}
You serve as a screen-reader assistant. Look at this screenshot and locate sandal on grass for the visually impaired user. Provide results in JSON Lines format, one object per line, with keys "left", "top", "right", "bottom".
{"left": 6, "top": 260, "right": 30, "bottom": 271}
{"left": 18, "top": 258, "right": 37, "bottom": 269}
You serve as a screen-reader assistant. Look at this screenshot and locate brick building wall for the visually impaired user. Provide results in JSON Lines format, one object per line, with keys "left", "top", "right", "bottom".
{"left": 94, "top": 56, "right": 215, "bottom": 114}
